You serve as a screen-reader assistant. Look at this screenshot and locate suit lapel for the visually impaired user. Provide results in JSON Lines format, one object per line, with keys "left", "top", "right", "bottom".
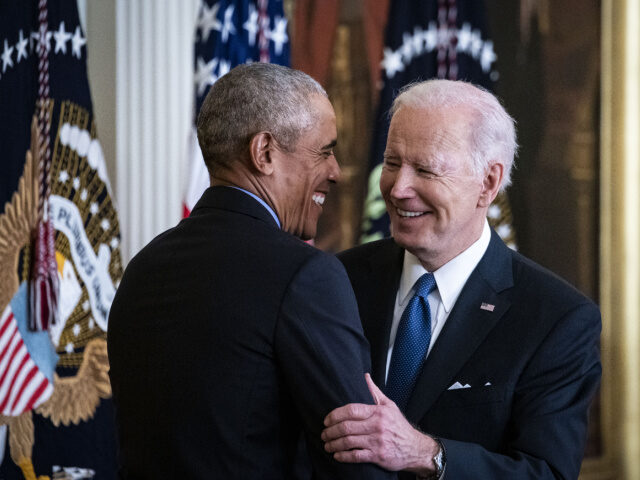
{"left": 405, "top": 231, "right": 514, "bottom": 423}
{"left": 364, "top": 242, "right": 404, "bottom": 387}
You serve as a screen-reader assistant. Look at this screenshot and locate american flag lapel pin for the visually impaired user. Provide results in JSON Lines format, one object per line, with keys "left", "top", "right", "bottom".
{"left": 480, "top": 302, "right": 495, "bottom": 312}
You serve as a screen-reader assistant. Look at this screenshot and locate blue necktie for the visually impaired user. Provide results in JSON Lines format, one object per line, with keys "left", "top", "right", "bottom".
{"left": 386, "top": 272, "right": 437, "bottom": 410}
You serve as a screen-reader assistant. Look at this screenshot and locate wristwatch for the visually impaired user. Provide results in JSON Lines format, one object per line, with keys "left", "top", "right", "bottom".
{"left": 432, "top": 439, "right": 445, "bottom": 478}
{"left": 417, "top": 437, "right": 446, "bottom": 480}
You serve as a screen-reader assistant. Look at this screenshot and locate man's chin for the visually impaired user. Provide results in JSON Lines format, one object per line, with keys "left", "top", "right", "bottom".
{"left": 290, "top": 224, "right": 316, "bottom": 242}
{"left": 392, "top": 229, "right": 429, "bottom": 252}
{"left": 391, "top": 220, "right": 420, "bottom": 238}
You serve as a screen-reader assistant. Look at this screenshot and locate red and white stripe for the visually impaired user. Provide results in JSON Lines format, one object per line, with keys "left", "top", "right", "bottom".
{"left": 257, "top": 0, "right": 270, "bottom": 62}
{"left": 0, "top": 304, "right": 54, "bottom": 416}
{"left": 182, "top": 127, "right": 209, "bottom": 217}
{"left": 30, "top": 0, "right": 60, "bottom": 331}
{"left": 436, "top": 0, "right": 459, "bottom": 80}
{"left": 183, "top": 0, "right": 273, "bottom": 218}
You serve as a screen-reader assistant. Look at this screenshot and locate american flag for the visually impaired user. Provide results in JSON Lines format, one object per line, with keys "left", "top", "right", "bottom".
{"left": 183, "top": 0, "right": 291, "bottom": 216}
{"left": 1, "top": 1, "right": 121, "bottom": 477}
{"left": 361, "top": 0, "right": 516, "bottom": 248}
{"left": 0, "top": 303, "right": 54, "bottom": 416}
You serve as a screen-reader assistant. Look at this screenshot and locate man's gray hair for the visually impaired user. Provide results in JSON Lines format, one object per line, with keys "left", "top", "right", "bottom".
{"left": 391, "top": 79, "right": 517, "bottom": 190}
{"left": 197, "top": 63, "right": 327, "bottom": 171}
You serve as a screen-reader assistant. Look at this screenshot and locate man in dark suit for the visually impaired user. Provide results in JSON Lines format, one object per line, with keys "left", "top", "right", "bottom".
{"left": 322, "top": 79, "right": 601, "bottom": 479}
{"left": 107, "top": 63, "right": 394, "bottom": 479}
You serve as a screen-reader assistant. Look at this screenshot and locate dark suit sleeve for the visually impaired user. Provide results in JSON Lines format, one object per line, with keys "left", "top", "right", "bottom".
{"left": 275, "top": 252, "right": 396, "bottom": 480}
{"left": 441, "top": 301, "right": 601, "bottom": 480}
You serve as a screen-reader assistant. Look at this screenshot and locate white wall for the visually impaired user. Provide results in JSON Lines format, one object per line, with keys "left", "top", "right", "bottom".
{"left": 81, "top": 0, "right": 200, "bottom": 263}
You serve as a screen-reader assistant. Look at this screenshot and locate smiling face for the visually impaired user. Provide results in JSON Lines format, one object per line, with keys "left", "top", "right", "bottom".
{"left": 271, "top": 95, "right": 339, "bottom": 240}
{"left": 380, "top": 106, "right": 491, "bottom": 270}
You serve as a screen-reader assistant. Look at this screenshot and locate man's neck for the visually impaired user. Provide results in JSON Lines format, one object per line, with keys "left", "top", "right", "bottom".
{"left": 211, "top": 170, "right": 282, "bottom": 228}
{"left": 416, "top": 218, "right": 488, "bottom": 272}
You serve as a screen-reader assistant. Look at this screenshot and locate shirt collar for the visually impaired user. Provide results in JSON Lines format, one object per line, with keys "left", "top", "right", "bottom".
{"left": 398, "top": 220, "right": 491, "bottom": 312}
{"left": 228, "top": 186, "right": 281, "bottom": 228}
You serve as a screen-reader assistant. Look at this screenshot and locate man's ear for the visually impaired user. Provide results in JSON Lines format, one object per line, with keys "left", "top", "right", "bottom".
{"left": 249, "top": 132, "right": 276, "bottom": 175}
{"left": 478, "top": 162, "right": 504, "bottom": 207}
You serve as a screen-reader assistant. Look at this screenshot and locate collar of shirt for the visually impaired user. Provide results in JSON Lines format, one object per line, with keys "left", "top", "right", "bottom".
{"left": 227, "top": 186, "right": 281, "bottom": 229}
{"left": 398, "top": 220, "right": 492, "bottom": 312}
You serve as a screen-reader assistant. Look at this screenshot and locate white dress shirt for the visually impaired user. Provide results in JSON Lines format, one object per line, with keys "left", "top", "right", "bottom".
{"left": 385, "top": 220, "right": 492, "bottom": 382}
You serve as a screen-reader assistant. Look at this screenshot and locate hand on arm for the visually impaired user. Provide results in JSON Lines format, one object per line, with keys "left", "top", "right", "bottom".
{"left": 276, "top": 254, "right": 395, "bottom": 479}
{"left": 322, "top": 374, "right": 440, "bottom": 477}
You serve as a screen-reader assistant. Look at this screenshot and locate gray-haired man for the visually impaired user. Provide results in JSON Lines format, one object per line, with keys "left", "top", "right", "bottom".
{"left": 323, "top": 79, "right": 601, "bottom": 480}
{"left": 108, "top": 63, "right": 395, "bottom": 479}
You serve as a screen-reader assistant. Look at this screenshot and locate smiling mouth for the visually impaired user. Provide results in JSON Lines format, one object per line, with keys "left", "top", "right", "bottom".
{"left": 312, "top": 193, "right": 326, "bottom": 206}
{"left": 396, "top": 208, "right": 429, "bottom": 218}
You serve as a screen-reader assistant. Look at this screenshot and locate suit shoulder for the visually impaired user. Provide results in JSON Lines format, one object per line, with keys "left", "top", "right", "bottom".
{"left": 116, "top": 224, "right": 179, "bottom": 279}
{"left": 245, "top": 230, "right": 350, "bottom": 292}
{"left": 292, "top": 244, "right": 351, "bottom": 285}
{"left": 337, "top": 238, "right": 398, "bottom": 267}
{"left": 268, "top": 230, "right": 331, "bottom": 270}
{"left": 509, "top": 249, "right": 598, "bottom": 311}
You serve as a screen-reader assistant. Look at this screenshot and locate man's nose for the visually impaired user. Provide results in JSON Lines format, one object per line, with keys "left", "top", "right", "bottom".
{"left": 328, "top": 155, "right": 341, "bottom": 183}
{"left": 389, "top": 166, "right": 415, "bottom": 199}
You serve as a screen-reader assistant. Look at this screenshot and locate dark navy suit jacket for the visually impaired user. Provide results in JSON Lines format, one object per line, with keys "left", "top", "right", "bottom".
{"left": 108, "top": 186, "right": 395, "bottom": 479}
{"left": 338, "top": 231, "right": 601, "bottom": 480}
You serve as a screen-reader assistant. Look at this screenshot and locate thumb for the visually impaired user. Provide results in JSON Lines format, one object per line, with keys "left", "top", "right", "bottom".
{"left": 365, "top": 373, "right": 391, "bottom": 406}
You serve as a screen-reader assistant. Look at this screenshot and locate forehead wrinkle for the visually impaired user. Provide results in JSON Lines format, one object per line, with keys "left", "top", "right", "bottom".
{"left": 300, "top": 141, "right": 334, "bottom": 156}
{"left": 391, "top": 132, "right": 462, "bottom": 174}
{"left": 302, "top": 139, "right": 336, "bottom": 156}
{"left": 421, "top": 122, "right": 474, "bottom": 175}
{"left": 388, "top": 107, "right": 476, "bottom": 174}
{"left": 431, "top": 128, "right": 467, "bottom": 152}
{"left": 396, "top": 105, "right": 472, "bottom": 146}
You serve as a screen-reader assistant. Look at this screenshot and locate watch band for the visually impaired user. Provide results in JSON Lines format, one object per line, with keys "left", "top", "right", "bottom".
{"left": 417, "top": 436, "right": 446, "bottom": 480}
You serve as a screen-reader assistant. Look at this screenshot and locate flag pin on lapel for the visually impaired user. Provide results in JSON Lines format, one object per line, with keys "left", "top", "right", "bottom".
{"left": 480, "top": 302, "right": 495, "bottom": 312}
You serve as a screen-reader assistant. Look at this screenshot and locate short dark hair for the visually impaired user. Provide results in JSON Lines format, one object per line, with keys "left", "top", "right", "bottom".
{"left": 197, "top": 63, "right": 327, "bottom": 171}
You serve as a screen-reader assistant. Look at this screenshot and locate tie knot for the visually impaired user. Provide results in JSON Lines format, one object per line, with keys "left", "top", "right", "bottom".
{"left": 414, "top": 273, "right": 436, "bottom": 299}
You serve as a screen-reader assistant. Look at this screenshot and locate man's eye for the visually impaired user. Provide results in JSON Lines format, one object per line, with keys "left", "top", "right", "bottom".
{"left": 383, "top": 158, "right": 400, "bottom": 168}
{"left": 417, "top": 168, "right": 437, "bottom": 178}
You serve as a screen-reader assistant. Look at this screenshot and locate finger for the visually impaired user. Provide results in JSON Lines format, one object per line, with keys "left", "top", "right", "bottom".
{"left": 365, "top": 373, "right": 380, "bottom": 404}
{"left": 365, "top": 373, "right": 393, "bottom": 407}
{"left": 324, "top": 434, "right": 373, "bottom": 453}
{"left": 321, "top": 418, "right": 377, "bottom": 442}
{"left": 333, "top": 448, "right": 375, "bottom": 464}
{"left": 324, "top": 403, "right": 375, "bottom": 427}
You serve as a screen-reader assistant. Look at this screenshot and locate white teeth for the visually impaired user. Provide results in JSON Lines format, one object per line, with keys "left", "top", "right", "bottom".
{"left": 397, "top": 208, "right": 425, "bottom": 218}
{"left": 312, "top": 193, "right": 325, "bottom": 206}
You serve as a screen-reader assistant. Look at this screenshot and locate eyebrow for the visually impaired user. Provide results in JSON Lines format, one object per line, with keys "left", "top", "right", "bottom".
{"left": 322, "top": 139, "right": 337, "bottom": 150}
